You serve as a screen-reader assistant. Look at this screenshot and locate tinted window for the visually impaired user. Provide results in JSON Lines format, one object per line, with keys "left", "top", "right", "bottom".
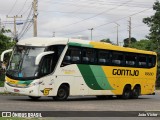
{"left": 138, "top": 55, "right": 147, "bottom": 67}
{"left": 39, "top": 54, "right": 54, "bottom": 77}
{"left": 61, "top": 45, "right": 156, "bottom": 68}
{"left": 46, "top": 45, "right": 65, "bottom": 57}
{"left": 98, "top": 50, "right": 110, "bottom": 65}
{"left": 148, "top": 55, "right": 156, "bottom": 67}
{"left": 112, "top": 52, "right": 124, "bottom": 65}
{"left": 62, "top": 47, "right": 81, "bottom": 66}
{"left": 82, "top": 48, "right": 96, "bottom": 64}
{"left": 125, "top": 54, "right": 137, "bottom": 67}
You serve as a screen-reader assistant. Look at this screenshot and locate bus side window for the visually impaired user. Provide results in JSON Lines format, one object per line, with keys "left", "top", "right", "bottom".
{"left": 148, "top": 55, "right": 156, "bottom": 68}
{"left": 138, "top": 55, "right": 147, "bottom": 67}
{"left": 112, "top": 52, "right": 124, "bottom": 66}
{"left": 39, "top": 55, "right": 54, "bottom": 77}
{"left": 70, "top": 47, "right": 81, "bottom": 64}
{"left": 82, "top": 48, "right": 96, "bottom": 64}
{"left": 125, "top": 54, "right": 136, "bottom": 67}
{"left": 82, "top": 57, "right": 89, "bottom": 63}
{"left": 61, "top": 46, "right": 81, "bottom": 66}
{"left": 98, "top": 50, "right": 110, "bottom": 65}
{"left": 61, "top": 48, "right": 71, "bottom": 66}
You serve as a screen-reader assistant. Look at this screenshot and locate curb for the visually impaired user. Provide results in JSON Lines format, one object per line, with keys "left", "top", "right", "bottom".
{"left": 155, "top": 90, "right": 160, "bottom": 94}
{"left": 0, "top": 87, "right": 4, "bottom": 92}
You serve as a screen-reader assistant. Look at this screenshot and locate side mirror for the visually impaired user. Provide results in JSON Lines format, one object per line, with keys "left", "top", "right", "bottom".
{"left": 1, "top": 49, "right": 13, "bottom": 62}
{"left": 35, "top": 51, "right": 54, "bottom": 65}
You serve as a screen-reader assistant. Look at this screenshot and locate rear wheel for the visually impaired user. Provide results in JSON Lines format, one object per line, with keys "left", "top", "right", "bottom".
{"left": 131, "top": 86, "right": 141, "bottom": 99}
{"left": 53, "top": 85, "right": 69, "bottom": 101}
{"left": 28, "top": 96, "right": 41, "bottom": 100}
{"left": 122, "top": 86, "right": 131, "bottom": 99}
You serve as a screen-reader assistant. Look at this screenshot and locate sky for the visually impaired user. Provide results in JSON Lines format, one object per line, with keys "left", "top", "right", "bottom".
{"left": 0, "top": 0, "right": 158, "bottom": 45}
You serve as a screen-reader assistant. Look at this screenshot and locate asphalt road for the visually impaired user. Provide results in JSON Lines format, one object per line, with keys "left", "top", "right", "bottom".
{"left": 0, "top": 93, "right": 160, "bottom": 120}
{"left": 0, "top": 92, "right": 160, "bottom": 111}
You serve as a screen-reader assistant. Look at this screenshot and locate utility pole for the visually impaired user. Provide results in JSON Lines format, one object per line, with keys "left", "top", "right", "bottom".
{"left": 88, "top": 28, "right": 93, "bottom": 40}
{"left": 0, "top": 18, "right": 2, "bottom": 33}
{"left": 6, "top": 15, "right": 22, "bottom": 40}
{"left": 119, "top": 42, "right": 123, "bottom": 46}
{"left": 0, "top": 18, "right": 1, "bottom": 30}
{"left": 128, "top": 17, "right": 132, "bottom": 47}
{"left": 115, "top": 23, "right": 120, "bottom": 46}
{"left": 53, "top": 32, "right": 55, "bottom": 37}
{"left": 33, "top": 0, "right": 38, "bottom": 37}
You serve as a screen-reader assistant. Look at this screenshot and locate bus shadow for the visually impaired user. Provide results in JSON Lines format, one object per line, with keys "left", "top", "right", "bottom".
{"left": 6, "top": 95, "right": 152, "bottom": 102}
{"left": 66, "top": 96, "right": 151, "bottom": 102}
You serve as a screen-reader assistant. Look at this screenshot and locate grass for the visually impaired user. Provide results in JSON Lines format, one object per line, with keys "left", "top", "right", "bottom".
{"left": 0, "top": 73, "right": 5, "bottom": 87}
{"left": 156, "top": 87, "right": 160, "bottom": 90}
{"left": 0, "top": 81, "right": 4, "bottom": 87}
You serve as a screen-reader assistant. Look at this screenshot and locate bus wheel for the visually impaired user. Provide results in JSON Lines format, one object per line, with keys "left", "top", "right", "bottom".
{"left": 53, "top": 85, "right": 69, "bottom": 101}
{"left": 28, "top": 96, "right": 41, "bottom": 100}
{"left": 131, "top": 86, "right": 141, "bottom": 99}
{"left": 122, "top": 86, "right": 131, "bottom": 99}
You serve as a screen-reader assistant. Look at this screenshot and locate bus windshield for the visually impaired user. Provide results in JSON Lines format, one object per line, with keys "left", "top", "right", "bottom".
{"left": 7, "top": 46, "right": 45, "bottom": 78}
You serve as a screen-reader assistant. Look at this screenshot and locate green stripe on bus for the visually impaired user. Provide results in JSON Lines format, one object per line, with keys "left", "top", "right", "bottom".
{"left": 68, "top": 42, "right": 93, "bottom": 48}
{"left": 77, "top": 64, "right": 102, "bottom": 90}
{"left": 77, "top": 65, "right": 113, "bottom": 90}
{"left": 90, "top": 65, "right": 114, "bottom": 90}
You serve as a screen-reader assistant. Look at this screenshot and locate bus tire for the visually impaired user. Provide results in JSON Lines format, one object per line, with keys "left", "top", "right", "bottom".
{"left": 53, "top": 85, "right": 69, "bottom": 101}
{"left": 122, "top": 86, "right": 131, "bottom": 99}
{"left": 131, "top": 86, "right": 141, "bottom": 99}
{"left": 28, "top": 96, "right": 41, "bottom": 100}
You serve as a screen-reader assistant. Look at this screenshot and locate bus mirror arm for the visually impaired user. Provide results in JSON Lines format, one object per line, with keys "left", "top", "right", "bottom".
{"left": 1, "top": 49, "right": 13, "bottom": 62}
{"left": 35, "top": 51, "right": 54, "bottom": 65}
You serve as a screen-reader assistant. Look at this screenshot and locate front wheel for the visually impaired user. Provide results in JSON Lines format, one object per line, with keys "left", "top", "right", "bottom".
{"left": 53, "top": 85, "right": 69, "bottom": 101}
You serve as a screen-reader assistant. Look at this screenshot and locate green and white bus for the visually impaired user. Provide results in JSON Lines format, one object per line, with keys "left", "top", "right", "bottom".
{"left": 1, "top": 37, "right": 157, "bottom": 100}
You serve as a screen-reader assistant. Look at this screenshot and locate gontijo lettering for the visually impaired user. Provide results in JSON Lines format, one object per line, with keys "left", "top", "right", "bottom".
{"left": 112, "top": 69, "right": 139, "bottom": 76}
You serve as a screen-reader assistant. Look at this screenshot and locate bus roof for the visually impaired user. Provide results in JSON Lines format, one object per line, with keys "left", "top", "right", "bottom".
{"left": 17, "top": 37, "right": 156, "bottom": 55}
{"left": 17, "top": 37, "right": 69, "bottom": 46}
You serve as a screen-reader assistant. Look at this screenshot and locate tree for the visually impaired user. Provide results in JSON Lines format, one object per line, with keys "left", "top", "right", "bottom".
{"left": 123, "top": 37, "right": 137, "bottom": 47}
{"left": 100, "top": 38, "right": 112, "bottom": 43}
{"left": 0, "top": 27, "right": 15, "bottom": 62}
{"left": 143, "top": 0, "right": 160, "bottom": 53}
{"left": 130, "top": 39, "right": 152, "bottom": 50}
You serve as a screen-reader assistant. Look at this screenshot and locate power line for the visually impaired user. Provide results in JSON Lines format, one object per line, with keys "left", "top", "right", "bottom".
{"left": 61, "top": 8, "right": 151, "bottom": 36}
{"left": 4, "top": 1, "right": 32, "bottom": 32}
{"left": 54, "top": 0, "right": 133, "bottom": 31}
{"left": 7, "top": 0, "right": 18, "bottom": 15}
{"left": 18, "top": 22, "right": 33, "bottom": 40}
{"left": 18, "top": 6, "right": 33, "bottom": 39}
{"left": 17, "top": 0, "right": 29, "bottom": 15}
{"left": 21, "top": 3, "right": 33, "bottom": 15}
{"left": 3, "top": 0, "right": 18, "bottom": 29}
{"left": 45, "top": 0, "right": 151, "bottom": 9}
{"left": 6, "top": 15, "right": 23, "bottom": 41}
{"left": 93, "top": 23, "right": 149, "bottom": 42}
